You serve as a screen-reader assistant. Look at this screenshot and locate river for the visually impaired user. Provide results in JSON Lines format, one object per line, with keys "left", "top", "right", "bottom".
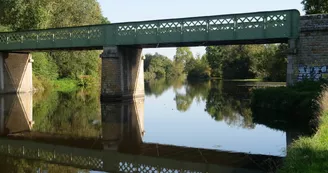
{"left": 0, "top": 79, "right": 306, "bottom": 173}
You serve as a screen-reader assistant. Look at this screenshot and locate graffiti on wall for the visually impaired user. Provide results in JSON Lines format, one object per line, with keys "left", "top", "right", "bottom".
{"left": 298, "top": 65, "right": 328, "bottom": 81}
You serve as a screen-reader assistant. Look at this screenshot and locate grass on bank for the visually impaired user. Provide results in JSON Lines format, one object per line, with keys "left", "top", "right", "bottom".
{"left": 279, "top": 113, "right": 328, "bottom": 172}
{"left": 33, "top": 75, "right": 80, "bottom": 93}
{"left": 52, "top": 78, "right": 79, "bottom": 92}
{"left": 279, "top": 88, "right": 328, "bottom": 173}
{"left": 251, "top": 80, "right": 328, "bottom": 172}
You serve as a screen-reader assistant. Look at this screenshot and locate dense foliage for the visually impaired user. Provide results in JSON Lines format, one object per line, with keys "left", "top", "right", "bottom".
{"left": 205, "top": 44, "right": 288, "bottom": 81}
{"left": 146, "top": 44, "right": 287, "bottom": 82}
{"left": 144, "top": 48, "right": 210, "bottom": 81}
{"left": 301, "top": 0, "right": 328, "bottom": 14}
{"left": 251, "top": 80, "right": 327, "bottom": 133}
{"left": 144, "top": 53, "right": 176, "bottom": 80}
{"left": 0, "top": 0, "right": 107, "bottom": 90}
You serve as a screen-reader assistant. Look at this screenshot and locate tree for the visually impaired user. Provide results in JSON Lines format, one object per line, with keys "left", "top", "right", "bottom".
{"left": 205, "top": 46, "right": 227, "bottom": 77}
{"left": 144, "top": 53, "right": 174, "bottom": 80}
{"left": 0, "top": 0, "right": 107, "bottom": 88}
{"left": 248, "top": 44, "right": 287, "bottom": 81}
{"left": 32, "top": 52, "right": 59, "bottom": 80}
{"left": 221, "top": 45, "right": 255, "bottom": 79}
{"left": 47, "top": 0, "right": 103, "bottom": 28}
{"left": 0, "top": 0, "right": 51, "bottom": 30}
{"left": 302, "top": 0, "right": 328, "bottom": 14}
{"left": 174, "top": 47, "right": 194, "bottom": 72}
{"left": 166, "top": 61, "right": 184, "bottom": 79}
{"left": 205, "top": 44, "right": 287, "bottom": 81}
{"left": 187, "top": 58, "right": 211, "bottom": 80}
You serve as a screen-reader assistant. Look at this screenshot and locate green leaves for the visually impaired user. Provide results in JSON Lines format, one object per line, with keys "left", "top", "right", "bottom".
{"left": 302, "top": 0, "right": 328, "bottom": 14}
{"left": 174, "top": 47, "right": 194, "bottom": 73}
{"left": 205, "top": 44, "right": 287, "bottom": 81}
{"left": 0, "top": 0, "right": 105, "bottom": 30}
{"left": 144, "top": 52, "right": 184, "bottom": 80}
{"left": 0, "top": 0, "right": 106, "bottom": 87}
{"left": 32, "top": 52, "right": 59, "bottom": 80}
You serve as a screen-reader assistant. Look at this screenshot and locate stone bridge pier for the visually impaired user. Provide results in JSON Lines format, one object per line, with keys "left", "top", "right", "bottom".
{"left": 100, "top": 46, "right": 144, "bottom": 101}
{"left": 0, "top": 52, "right": 33, "bottom": 93}
{"left": 287, "top": 14, "right": 328, "bottom": 85}
{"left": 0, "top": 93, "right": 33, "bottom": 136}
{"left": 101, "top": 97, "right": 144, "bottom": 152}
{"left": 101, "top": 98, "right": 145, "bottom": 171}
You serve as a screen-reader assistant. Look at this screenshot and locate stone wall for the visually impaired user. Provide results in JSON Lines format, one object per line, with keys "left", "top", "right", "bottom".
{"left": 292, "top": 14, "right": 328, "bottom": 83}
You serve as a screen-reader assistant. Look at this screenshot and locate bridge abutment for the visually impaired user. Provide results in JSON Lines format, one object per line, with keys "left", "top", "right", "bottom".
{"left": 289, "top": 14, "right": 328, "bottom": 84}
{"left": 100, "top": 47, "right": 144, "bottom": 101}
{"left": 0, "top": 52, "right": 33, "bottom": 94}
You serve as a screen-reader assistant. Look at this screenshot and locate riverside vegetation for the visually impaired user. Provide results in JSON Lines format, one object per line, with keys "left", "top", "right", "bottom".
{"left": 144, "top": 45, "right": 288, "bottom": 82}
{"left": 251, "top": 80, "right": 328, "bottom": 172}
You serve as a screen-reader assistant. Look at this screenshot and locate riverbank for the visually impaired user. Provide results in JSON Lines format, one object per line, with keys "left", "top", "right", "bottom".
{"left": 33, "top": 75, "right": 99, "bottom": 93}
{"left": 279, "top": 87, "right": 328, "bottom": 173}
{"left": 251, "top": 80, "right": 328, "bottom": 172}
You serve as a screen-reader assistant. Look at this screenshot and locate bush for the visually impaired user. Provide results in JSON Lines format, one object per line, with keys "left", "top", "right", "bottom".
{"left": 32, "top": 52, "right": 59, "bottom": 80}
{"left": 77, "top": 75, "right": 99, "bottom": 89}
{"left": 144, "top": 71, "right": 156, "bottom": 81}
{"left": 251, "top": 80, "right": 327, "bottom": 132}
{"left": 33, "top": 74, "right": 53, "bottom": 92}
{"left": 187, "top": 68, "right": 210, "bottom": 80}
{"left": 52, "top": 78, "right": 78, "bottom": 92}
{"left": 187, "top": 59, "right": 211, "bottom": 80}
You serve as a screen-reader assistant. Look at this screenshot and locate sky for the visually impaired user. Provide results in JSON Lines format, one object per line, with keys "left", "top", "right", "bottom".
{"left": 97, "top": 0, "right": 304, "bottom": 59}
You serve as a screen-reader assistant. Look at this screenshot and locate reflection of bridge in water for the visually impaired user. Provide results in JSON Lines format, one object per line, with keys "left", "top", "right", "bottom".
{"left": 0, "top": 94, "right": 287, "bottom": 172}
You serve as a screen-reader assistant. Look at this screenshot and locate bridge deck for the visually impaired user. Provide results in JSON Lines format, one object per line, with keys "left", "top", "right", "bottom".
{"left": 0, "top": 10, "right": 300, "bottom": 51}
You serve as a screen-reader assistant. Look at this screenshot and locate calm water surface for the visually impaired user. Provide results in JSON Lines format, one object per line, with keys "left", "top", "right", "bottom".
{"left": 144, "top": 82, "right": 286, "bottom": 156}
{"left": 0, "top": 80, "right": 297, "bottom": 173}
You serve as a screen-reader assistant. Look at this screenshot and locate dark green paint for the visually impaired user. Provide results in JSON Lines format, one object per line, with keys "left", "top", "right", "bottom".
{"left": 0, "top": 10, "right": 300, "bottom": 51}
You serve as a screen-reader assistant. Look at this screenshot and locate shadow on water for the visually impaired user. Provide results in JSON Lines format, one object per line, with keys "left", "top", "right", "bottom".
{"left": 0, "top": 79, "right": 313, "bottom": 173}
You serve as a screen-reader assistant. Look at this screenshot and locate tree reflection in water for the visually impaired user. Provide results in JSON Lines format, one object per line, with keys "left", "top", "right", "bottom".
{"left": 33, "top": 89, "right": 101, "bottom": 138}
{"left": 145, "top": 78, "right": 255, "bottom": 129}
{"left": 0, "top": 155, "right": 89, "bottom": 173}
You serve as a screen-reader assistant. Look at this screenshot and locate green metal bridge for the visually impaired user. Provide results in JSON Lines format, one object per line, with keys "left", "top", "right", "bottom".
{"left": 0, "top": 9, "right": 300, "bottom": 51}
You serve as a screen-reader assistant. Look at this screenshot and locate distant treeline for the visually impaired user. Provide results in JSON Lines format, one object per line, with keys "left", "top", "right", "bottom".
{"left": 144, "top": 44, "right": 287, "bottom": 82}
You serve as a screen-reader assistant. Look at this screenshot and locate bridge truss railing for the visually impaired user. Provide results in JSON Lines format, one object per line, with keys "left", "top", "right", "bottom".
{"left": 0, "top": 139, "right": 211, "bottom": 173}
{"left": 0, "top": 10, "right": 299, "bottom": 51}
